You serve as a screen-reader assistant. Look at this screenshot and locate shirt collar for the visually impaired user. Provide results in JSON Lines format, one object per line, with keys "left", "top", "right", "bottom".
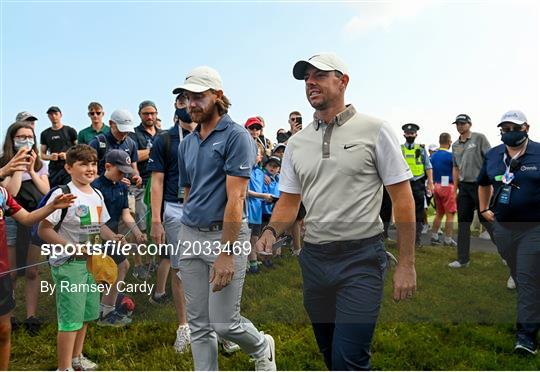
{"left": 194, "top": 114, "right": 232, "bottom": 134}
{"left": 314, "top": 105, "right": 356, "bottom": 131}
{"left": 458, "top": 132, "right": 472, "bottom": 143}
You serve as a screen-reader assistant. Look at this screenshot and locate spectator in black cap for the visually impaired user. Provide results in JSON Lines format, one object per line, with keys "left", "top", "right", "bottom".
{"left": 40, "top": 106, "right": 77, "bottom": 187}
{"left": 401, "top": 123, "right": 434, "bottom": 247}
{"left": 449, "top": 113, "right": 492, "bottom": 268}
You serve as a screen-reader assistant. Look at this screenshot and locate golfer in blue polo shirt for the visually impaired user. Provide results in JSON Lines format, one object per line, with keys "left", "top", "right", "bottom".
{"left": 478, "top": 110, "right": 540, "bottom": 356}
{"left": 174, "top": 66, "right": 276, "bottom": 371}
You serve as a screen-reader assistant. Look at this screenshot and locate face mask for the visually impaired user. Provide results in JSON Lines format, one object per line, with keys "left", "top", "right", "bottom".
{"left": 175, "top": 108, "right": 192, "bottom": 124}
{"left": 405, "top": 136, "right": 415, "bottom": 144}
{"left": 501, "top": 130, "right": 528, "bottom": 147}
{"left": 14, "top": 138, "right": 34, "bottom": 151}
{"left": 277, "top": 133, "right": 289, "bottom": 143}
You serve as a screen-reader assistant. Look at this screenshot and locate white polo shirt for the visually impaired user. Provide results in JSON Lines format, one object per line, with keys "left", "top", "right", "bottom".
{"left": 280, "top": 105, "right": 412, "bottom": 244}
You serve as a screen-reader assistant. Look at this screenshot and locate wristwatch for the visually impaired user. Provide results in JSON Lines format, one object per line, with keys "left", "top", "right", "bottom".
{"left": 262, "top": 225, "right": 278, "bottom": 239}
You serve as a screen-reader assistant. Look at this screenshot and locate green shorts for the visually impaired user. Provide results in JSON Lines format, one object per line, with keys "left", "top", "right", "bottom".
{"left": 51, "top": 260, "right": 100, "bottom": 332}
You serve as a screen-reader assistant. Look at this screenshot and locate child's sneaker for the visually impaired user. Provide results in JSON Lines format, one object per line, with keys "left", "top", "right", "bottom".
{"left": 72, "top": 354, "right": 97, "bottom": 371}
{"left": 97, "top": 310, "right": 132, "bottom": 327}
{"left": 443, "top": 237, "right": 457, "bottom": 247}
{"left": 220, "top": 338, "right": 241, "bottom": 354}
{"left": 174, "top": 324, "right": 191, "bottom": 353}
{"left": 430, "top": 235, "right": 442, "bottom": 245}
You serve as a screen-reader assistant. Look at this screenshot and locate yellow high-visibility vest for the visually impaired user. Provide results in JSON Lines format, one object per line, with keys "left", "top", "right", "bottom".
{"left": 401, "top": 144, "right": 425, "bottom": 177}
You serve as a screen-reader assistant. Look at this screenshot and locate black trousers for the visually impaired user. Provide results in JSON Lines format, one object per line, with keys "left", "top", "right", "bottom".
{"left": 456, "top": 182, "right": 493, "bottom": 263}
{"left": 410, "top": 179, "right": 425, "bottom": 244}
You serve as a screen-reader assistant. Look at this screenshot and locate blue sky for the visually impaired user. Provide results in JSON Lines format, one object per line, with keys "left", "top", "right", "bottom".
{"left": 1, "top": 0, "right": 538, "bottom": 148}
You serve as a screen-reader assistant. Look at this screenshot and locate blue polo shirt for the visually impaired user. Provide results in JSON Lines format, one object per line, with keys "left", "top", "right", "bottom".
{"left": 262, "top": 171, "right": 280, "bottom": 216}
{"left": 147, "top": 124, "right": 190, "bottom": 203}
{"left": 477, "top": 140, "right": 540, "bottom": 226}
{"left": 129, "top": 124, "right": 163, "bottom": 186}
{"left": 88, "top": 131, "right": 139, "bottom": 175}
{"left": 178, "top": 114, "right": 256, "bottom": 228}
{"left": 248, "top": 166, "right": 264, "bottom": 224}
{"left": 430, "top": 148, "right": 453, "bottom": 184}
{"left": 92, "top": 174, "right": 129, "bottom": 232}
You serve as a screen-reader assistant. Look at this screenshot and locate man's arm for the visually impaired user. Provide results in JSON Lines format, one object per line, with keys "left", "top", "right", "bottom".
{"left": 150, "top": 171, "right": 165, "bottom": 244}
{"left": 40, "top": 144, "right": 52, "bottom": 161}
{"left": 183, "top": 187, "right": 190, "bottom": 202}
{"left": 452, "top": 166, "right": 460, "bottom": 193}
{"left": 137, "top": 149, "right": 151, "bottom": 162}
{"left": 385, "top": 180, "right": 417, "bottom": 301}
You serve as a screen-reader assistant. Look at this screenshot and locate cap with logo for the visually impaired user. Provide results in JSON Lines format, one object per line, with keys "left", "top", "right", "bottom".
{"left": 173, "top": 66, "right": 223, "bottom": 94}
{"left": 273, "top": 143, "right": 286, "bottom": 153}
{"left": 265, "top": 155, "right": 282, "bottom": 167}
{"left": 16, "top": 111, "right": 38, "bottom": 122}
{"left": 244, "top": 117, "right": 264, "bottom": 129}
{"left": 293, "top": 53, "right": 349, "bottom": 80}
{"left": 402, "top": 123, "right": 420, "bottom": 132}
{"left": 452, "top": 114, "right": 471, "bottom": 124}
{"left": 105, "top": 149, "right": 134, "bottom": 175}
{"left": 110, "top": 109, "right": 135, "bottom": 133}
{"left": 46, "top": 106, "right": 61, "bottom": 114}
{"left": 497, "top": 110, "right": 528, "bottom": 127}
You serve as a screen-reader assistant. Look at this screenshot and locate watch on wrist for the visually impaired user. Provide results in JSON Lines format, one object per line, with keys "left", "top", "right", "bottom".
{"left": 262, "top": 225, "right": 278, "bottom": 239}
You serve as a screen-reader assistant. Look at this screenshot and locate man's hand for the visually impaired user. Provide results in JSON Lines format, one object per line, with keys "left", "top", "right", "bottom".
{"left": 51, "top": 193, "right": 77, "bottom": 209}
{"left": 481, "top": 210, "right": 495, "bottom": 223}
{"left": 210, "top": 253, "right": 235, "bottom": 292}
{"left": 255, "top": 229, "right": 277, "bottom": 256}
{"left": 427, "top": 181, "right": 435, "bottom": 195}
{"left": 112, "top": 233, "right": 128, "bottom": 246}
{"left": 58, "top": 152, "right": 67, "bottom": 160}
{"left": 132, "top": 174, "right": 143, "bottom": 188}
{"left": 151, "top": 222, "right": 165, "bottom": 245}
{"left": 392, "top": 264, "right": 417, "bottom": 301}
{"left": 135, "top": 232, "right": 147, "bottom": 244}
{"left": 50, "top": 153, "right": 59, "bottom": 161}
{"left": 263, "top": 193, "right": 274, "bottom": 203}
{"left": 292, "top": 122, "right": 302, "bottom": 134}
{"left": 120, "top": 177, "right": 131, "bottom": 187}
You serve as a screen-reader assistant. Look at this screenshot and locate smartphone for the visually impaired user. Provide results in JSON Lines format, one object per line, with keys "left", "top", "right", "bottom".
{"left": 295, "top": 116, "right": 302, "bottom": 130}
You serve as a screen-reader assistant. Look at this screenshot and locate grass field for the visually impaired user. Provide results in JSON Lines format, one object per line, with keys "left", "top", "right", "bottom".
{"left": 9, "top": 242, "right": 540, "bottom": 370}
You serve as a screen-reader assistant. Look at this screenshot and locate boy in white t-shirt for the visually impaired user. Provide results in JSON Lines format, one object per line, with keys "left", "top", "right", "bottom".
{"left": 38, "top": 145, "right": 124, "bottom": 371}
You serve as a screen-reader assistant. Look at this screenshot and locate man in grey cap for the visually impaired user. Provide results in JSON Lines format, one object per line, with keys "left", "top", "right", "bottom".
{"left": 15, "top": 111, "right": 38, "bottom": 129}
{"left": 175, "top": 66, "right": 276, "bottom": 371}
{"left": 256, "top": 52, "right": 417, "bottom": 370}
{"left": 449, "top": 113, "right": 492, "bottom": 268}
{"left": 401, "top": 123, "right": 434, "bottom": 247}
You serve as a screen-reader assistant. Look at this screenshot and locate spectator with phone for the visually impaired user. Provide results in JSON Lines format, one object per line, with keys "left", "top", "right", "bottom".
{"left": 0, "top": 121, "right": 49, "bottom": 335}
{"left": 278, "top": 111, "right": 303, "bottom": 144}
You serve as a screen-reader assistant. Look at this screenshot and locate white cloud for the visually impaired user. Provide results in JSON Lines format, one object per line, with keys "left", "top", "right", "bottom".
{"left": 343, "top": 0, "right": 434, "bottom": 37}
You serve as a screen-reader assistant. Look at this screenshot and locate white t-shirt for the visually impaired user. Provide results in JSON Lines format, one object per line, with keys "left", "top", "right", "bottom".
{"left": 46, "top": 181, "right": 110, "bottom": 266}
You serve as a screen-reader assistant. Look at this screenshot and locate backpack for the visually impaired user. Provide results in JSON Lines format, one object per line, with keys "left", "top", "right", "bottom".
{"left": 95, "top": 134, "right": 109, "bottom": 161}
{"left": 30, "top": 185, "right": 71, "bottom": 245}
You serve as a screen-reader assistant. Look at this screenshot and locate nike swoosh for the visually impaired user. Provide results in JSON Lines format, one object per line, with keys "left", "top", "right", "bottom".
{"left": 268, "top": 342, "right": 273, "bottom": 362}
{"left": 240, "top": 165, "right": 250, "bottom": 170}
{"left": 213, "top": 141, "right": 223, "bottom": 146}
{"left": 344, "top": 144, "right": 359, "bottom": 149}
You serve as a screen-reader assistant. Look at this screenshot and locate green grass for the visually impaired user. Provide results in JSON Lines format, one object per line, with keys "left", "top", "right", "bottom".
{"left": 9, "top": 244, "right": 540, "bottom": 370}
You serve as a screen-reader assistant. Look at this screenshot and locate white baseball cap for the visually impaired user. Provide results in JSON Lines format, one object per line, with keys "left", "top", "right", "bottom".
{"left": 110, "top": 109, "right": 135, "bottom": 133}
{"left": 293, "top": 52, "right": 349, "bottom": 80}
{"left": 497, "top": 110, "right": 528, "bottom": 127}
{"left": 172, "top": 66, "right": 223, "bottom": 94}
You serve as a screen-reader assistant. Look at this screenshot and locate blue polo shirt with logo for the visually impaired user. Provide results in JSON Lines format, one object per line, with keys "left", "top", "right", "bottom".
{"left": 88, "top": 131, "right": 139, "bottom": 175}
{"left": 477, "top": 140, "right": 540, "bottom": 225}
{"left": 92, "top": 174, "right": 129, "bottom": 232}
{"left": 178, "top": 114, "right": 256, "bottom": 228}
{"left": 430, "top": 148, "right": 453, "bottom": 183}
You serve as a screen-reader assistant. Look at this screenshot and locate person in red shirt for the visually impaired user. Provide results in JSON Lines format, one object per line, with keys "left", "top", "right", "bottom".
{"left": 0, "top": 184, "right": 75, "bottom": 370}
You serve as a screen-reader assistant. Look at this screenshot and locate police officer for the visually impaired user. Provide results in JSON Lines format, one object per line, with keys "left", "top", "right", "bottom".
{"left": 401, "top": 123, "right": 434, "bottom": 247}
{"left": 478, "top": 110, "right": 540, "bottom": 356}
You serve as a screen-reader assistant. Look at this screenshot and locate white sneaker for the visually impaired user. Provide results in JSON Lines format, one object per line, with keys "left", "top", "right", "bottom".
{"left": 507, "top": 276, "right": 516, "bottom": 290}
{"left": 421, "top": 224, "right": 430, "bottom": 234}
{"left": 72, "top": 354, "right": 97, "bottom": 371}
{"left": 174, "top": 324, "right": 191, "bottom": 353}
{"left": 220, "top": 338, "right": 241, "bottom": 354}
{"left": 448, "top": 260, "right": 469, "bottom": 268}
{"left": 253, "top": 332, "right": 276, "bottom": 371}
{"left": 479, "top": 230, "right": 491, "bottom": 240}
{"left": 444, "top": 238, "right": 457, "bottom": 247}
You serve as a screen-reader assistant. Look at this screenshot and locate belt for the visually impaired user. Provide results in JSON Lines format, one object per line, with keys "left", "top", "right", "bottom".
{"left": 197, "top": 222, "right": 223, "bottom": 232}
{"left": 305, "top": 234, "right": 383, "bottom": 254}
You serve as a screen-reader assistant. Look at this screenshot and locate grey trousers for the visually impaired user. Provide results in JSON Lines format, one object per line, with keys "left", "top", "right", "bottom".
{"left": 177, "top": 222, "right": 267, "bottom": 371}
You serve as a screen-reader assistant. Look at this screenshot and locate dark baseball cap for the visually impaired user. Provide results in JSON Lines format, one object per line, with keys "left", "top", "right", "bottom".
{"left": 138, "top": 100, "right": 157, "bottom": 112}
{"left": 105, "top": 149, "right": 134, "bottom": 175}
{"left": 452, "top": 114, "right": 471, "bottom": 124}
{"left": 402, "top": 123, "right": 420, "bottom": 132}
{"left": 46, "top": 106, "right": 61, "bottom": 114}
{"left": 265, "top": 156, "right": 281, "bottom": 167}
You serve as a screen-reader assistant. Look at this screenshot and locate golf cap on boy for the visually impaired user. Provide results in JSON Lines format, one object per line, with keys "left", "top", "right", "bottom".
{"left": 173, "top": 66, "right": 223, "bottom": 94}
{"left": 293, "top": 53, "right": 349, "bottom": 80}
{"left": 110, "top": 109, "right": 135, "bottom": 133}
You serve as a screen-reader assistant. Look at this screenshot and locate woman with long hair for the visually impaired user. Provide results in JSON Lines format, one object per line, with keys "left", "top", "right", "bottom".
{"left": 0, "top": 121, "right": 49, "bottom": 334}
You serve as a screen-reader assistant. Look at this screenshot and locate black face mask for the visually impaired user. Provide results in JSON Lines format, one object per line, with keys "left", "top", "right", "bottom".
{"left": 405, "top": 136, "right": 415, "bottom": 144}
{"left": 501, "top": 130, "right": 528, "bottom": 147}
{"left": 175, "top": 108, "right": 192, "bottom": 124}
